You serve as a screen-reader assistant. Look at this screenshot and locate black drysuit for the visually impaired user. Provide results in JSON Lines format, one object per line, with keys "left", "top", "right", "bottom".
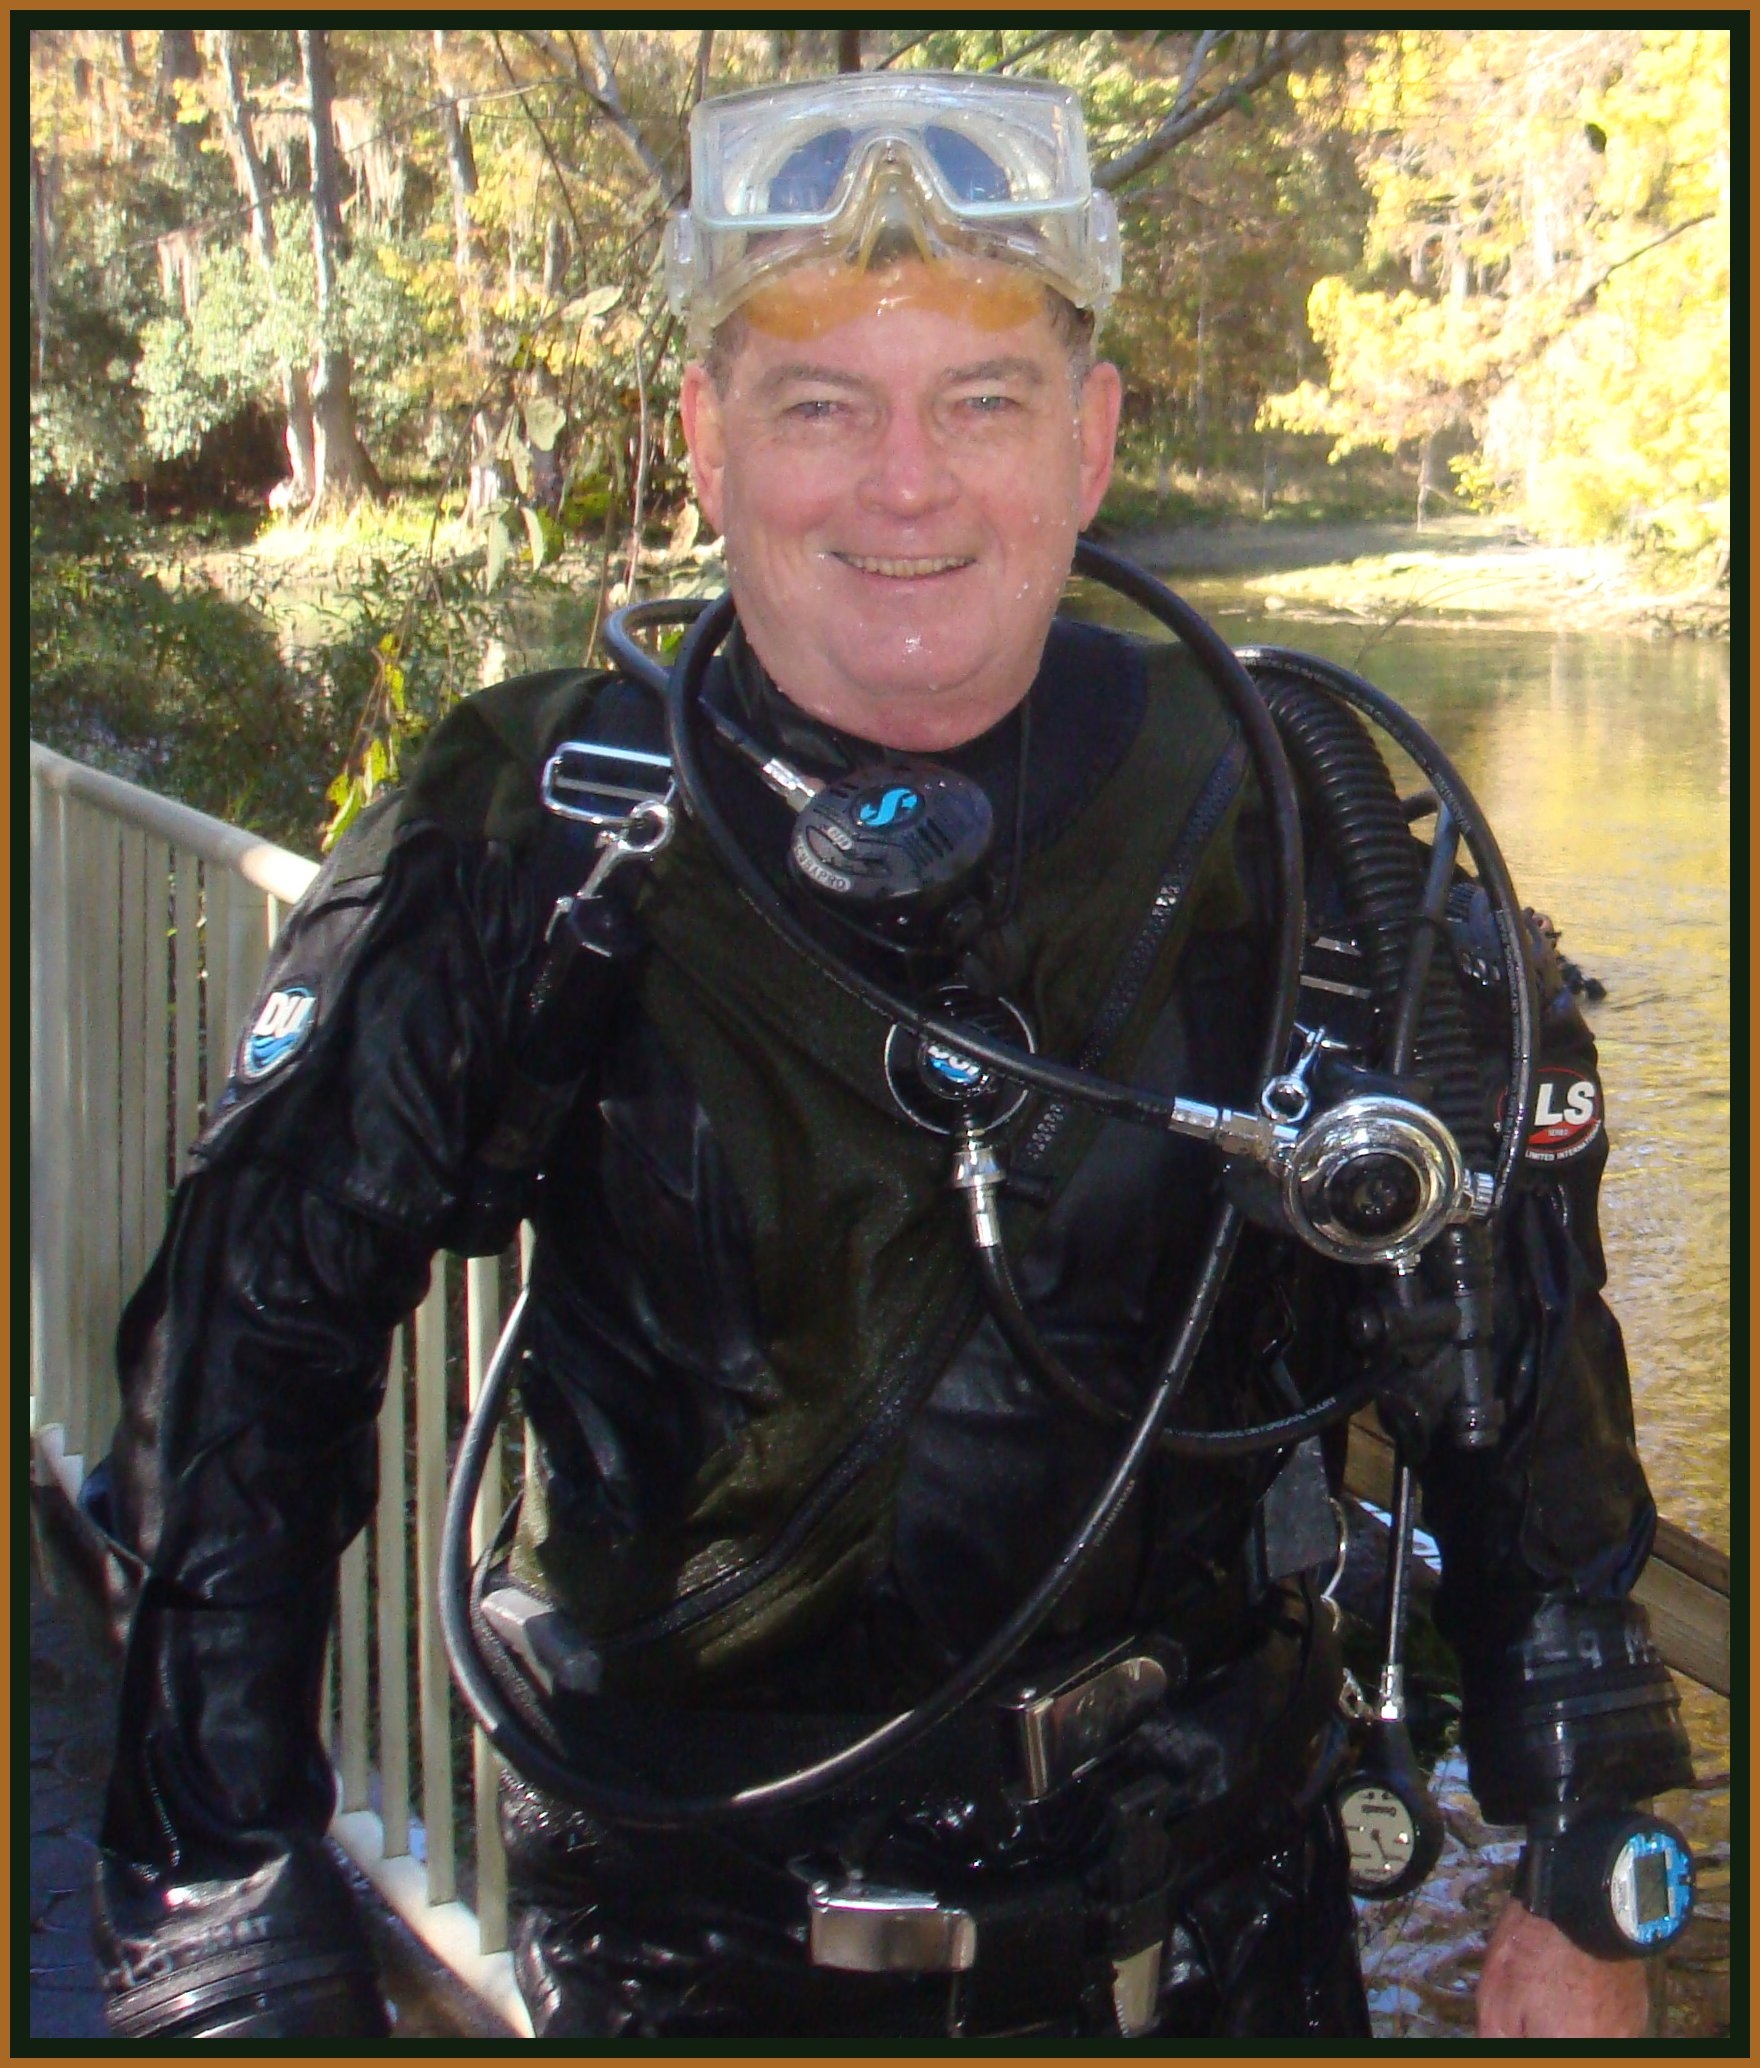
{"left": 87, "top": 617, "right": 1689, "bottom": 2039}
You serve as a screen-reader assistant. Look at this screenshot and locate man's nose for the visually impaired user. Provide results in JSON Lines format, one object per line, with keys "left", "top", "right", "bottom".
{"left": 856, "top": 407, "right": 958, "bottom": 518}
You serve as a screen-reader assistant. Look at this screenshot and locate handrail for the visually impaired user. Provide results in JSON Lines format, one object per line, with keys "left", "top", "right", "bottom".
{"left": 29, "top": 741, "right": 319, "bottom": 907}
{"left": 27, "top": 742, "right": 527, "bottom": 2035}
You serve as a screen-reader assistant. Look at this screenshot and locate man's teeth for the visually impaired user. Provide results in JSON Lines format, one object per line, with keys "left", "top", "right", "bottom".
{"left": 839, "top": 554, "right": 970, "bottom": 578}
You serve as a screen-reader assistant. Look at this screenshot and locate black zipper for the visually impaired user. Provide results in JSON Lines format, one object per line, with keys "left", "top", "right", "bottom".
{"left": 1017, "top": 736, "right": 1248, "bottom": 1173}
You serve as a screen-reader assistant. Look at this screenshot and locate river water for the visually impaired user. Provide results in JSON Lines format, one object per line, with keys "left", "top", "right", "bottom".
{"left": 1083, "top": 573, "right": 1731, "bottom": 2039}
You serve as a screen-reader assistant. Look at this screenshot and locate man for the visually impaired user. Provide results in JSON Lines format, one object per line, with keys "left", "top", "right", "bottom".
{"left": 89, "top": 71, "right": 1689, "bottom": 2041}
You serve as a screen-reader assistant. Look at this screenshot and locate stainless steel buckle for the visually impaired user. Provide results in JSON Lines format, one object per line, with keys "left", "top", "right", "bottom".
{"left": 804, "top": 1879, "right": 977, "bottom": 1973}
{"left": 1001, "top": 1639, "right": 1172, "bottom": 1801}
{"left": 540, "top": 741, "right": 673, "bottom": 826}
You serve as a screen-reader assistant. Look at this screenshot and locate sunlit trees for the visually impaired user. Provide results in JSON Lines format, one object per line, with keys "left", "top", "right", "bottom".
{"left": 1261, "top": 28, "right": 1730, "bottom": 554}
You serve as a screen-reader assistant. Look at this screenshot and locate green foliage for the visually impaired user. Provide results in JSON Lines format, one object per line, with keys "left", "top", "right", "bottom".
{"left": 28, "top": 509, "right": 351, "bottom": 849}
{"left": 306, "top": 544, "right": 534, "bottom": 847}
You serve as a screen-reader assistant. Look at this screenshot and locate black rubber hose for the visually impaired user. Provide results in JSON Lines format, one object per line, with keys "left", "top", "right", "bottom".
{"left": 975, "top": 1236, "right": 1379, "bottom": 1455}
{"left": 1245, "top": 657, "right": 1511, "bottom": 1451}
{"left": 1249, "top": 666, "right": 1492, "bottom": 1167}
{"left": 1239, "top": 647, "right": 1537, "bottom": 1209}
{"left": 441, "top": 1207, "right": 1248, "bottom": 1825}
{"left": 601, "top": 596, "right": 706, "bottom": 696}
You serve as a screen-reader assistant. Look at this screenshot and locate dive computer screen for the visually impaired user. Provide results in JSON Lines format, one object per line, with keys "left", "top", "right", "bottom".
{"left": 1632, "top": 1847, "right": 1670, "bottom": 1928}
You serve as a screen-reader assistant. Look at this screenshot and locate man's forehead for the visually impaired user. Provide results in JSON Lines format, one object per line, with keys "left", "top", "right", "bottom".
{"left": 752, "top": 352, "right": 1050, "bottom": 398}
{"left": 738, "top": 256, "right": 1052, "bottom": 348}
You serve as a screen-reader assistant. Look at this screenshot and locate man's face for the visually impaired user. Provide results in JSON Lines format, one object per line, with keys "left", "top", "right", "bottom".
{"left": 680, "top": 260, "right": 1122, "bottom": 751}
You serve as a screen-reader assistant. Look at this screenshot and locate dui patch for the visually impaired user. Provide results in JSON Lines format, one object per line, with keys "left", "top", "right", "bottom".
{"left": 241, "top": 984, "right": 317, "bottom": 1079}
{"left": 1498, "top": 1063, "right": 1604, "bottom": 1165}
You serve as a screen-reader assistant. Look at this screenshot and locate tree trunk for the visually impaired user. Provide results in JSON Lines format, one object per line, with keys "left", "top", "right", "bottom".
{"left": 543, "top": 216, "right": 569, "bottom": 300}
{"left": 216, "top": 31, "right": 313, "bottom": 507}
{"left": 299, "top": 27, "right": 383, "bottom": 513}
{"left": 158, "top": 29, "right": 202, "bottom": 162}
{"left": 29, "top": 146, "right": 51, "bottom": 385}
{"left": 281, "top": 365, "right": 317, "bottom": 506}
{"left": 159, "top": 28, "right": 199, "bottom": 86}
{"left": 836, "top": 29, "right": 862, "bottom": 72}
{"left": 432, "top": 30, "right": 492, "bottom": 364}
{"left": 1416, "top": 432, "right": 1436, "bottom": 530}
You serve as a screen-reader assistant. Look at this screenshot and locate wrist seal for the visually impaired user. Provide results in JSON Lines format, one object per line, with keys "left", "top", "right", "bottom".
{"left": 1518, "top": 1809, "right": 1695, "bottom": 1958}
{"left": 1459, "top": 1599, "right": 1693, "bottom": 1825}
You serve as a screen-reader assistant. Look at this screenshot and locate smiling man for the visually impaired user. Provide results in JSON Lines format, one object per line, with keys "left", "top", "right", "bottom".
{"left": 681, "top": 255, "right": 1120, "bottom": 750}
{"left": 89, "top": 69, "right": 1690, "bottom": 2042}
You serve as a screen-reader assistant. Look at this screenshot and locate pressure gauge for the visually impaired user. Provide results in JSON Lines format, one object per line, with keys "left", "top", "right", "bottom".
{"left": 1334, "top": 1718, "right": 1446, "bottom": 1900}
{"left": 1338, "top": 1780, "right": 1420, "bottom": 1893}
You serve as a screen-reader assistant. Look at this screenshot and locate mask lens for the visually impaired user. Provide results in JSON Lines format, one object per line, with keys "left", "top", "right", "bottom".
{"left": 924, "top": 124, "right": 1014, "bottom": 204}
{"left": 767, "top": 125, "right": 854, "bottom": 214}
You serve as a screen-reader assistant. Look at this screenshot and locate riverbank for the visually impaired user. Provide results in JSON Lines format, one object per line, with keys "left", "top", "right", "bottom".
{"left": 1114, "top": 514, "right": 1730, "bottom": 638}
{"left": 147, "top": 508, "right": 1729, "bottom": 645}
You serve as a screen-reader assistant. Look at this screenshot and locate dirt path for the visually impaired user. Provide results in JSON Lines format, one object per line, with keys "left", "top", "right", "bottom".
{"left": 1108, "top": 514, "right": 1728, "bottom": 637}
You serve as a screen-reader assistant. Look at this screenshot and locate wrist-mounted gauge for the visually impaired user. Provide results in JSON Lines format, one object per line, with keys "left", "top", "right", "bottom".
{"left": 1518, "top": 1811, "right": 1695, "bottom": 1957}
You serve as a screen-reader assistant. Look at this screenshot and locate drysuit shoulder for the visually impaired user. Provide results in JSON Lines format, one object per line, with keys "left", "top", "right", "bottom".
{"left": 403, "top": 665, "right": 662, "bottom": 846}
{"left": 192, "top": 670, "right": 659, "bottom": 1211}
{"left": 193, "top": 792, "right": 410, "bottom": 1166}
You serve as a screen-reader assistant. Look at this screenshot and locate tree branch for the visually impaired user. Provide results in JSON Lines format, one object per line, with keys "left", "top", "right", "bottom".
{"left": 987, "top": 30, "right": 1069, "bottom": 74}
{"left": 1170, "top": 29, "right": 1222, "bottom": 124}
{"left": 515, "top": 26, "right": 676, "bottom": 203}
{"left": 492, "top": 31, "right": 593, "bottom": 290}
{"left": 1568, "top": 211, "right": 1716, "bottom": 312}
{"left": 1095, "top": 30, "right": 1318, "bottom": 191}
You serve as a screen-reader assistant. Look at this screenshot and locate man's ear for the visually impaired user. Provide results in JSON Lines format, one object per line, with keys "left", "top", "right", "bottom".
{"left": 679, "top": 362, "right": 727, "bottom": 535}
{"left": 1075, "top": 359, "right": 1123, "bottom": 529}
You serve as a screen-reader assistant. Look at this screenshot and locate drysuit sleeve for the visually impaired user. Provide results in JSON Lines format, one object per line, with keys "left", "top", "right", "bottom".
{"left": 1417, "top": 895, "right": 1694, "bottom": 1825}
{"left": 87, "top": 803, "right": 543, "bottom": 2038}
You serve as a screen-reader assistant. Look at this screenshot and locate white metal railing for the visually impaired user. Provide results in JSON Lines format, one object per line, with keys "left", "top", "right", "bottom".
{"left": 29, "top": 742, "right": 530, "bottom": 2036}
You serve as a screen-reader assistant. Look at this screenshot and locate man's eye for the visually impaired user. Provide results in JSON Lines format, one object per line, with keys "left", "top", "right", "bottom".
{"left": 959, "top": 392, "right": 1019, "bottom": 415}
{"left": 786, "top": 397, "right": 846, "bottom": 421}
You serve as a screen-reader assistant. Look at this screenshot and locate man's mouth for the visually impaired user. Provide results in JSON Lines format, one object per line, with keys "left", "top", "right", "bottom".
{"left": 833, "top": 553, "right": 975, "bottom": 580}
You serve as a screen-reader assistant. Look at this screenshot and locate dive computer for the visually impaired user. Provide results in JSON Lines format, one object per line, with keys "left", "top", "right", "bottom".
{"left": 1517, "top": 1810, "right": 1695, "bottom": 1957}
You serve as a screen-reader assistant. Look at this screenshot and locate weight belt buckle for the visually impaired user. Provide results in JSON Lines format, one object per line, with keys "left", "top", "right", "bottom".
{"left": 804, "top": 1878, "right": 977, "bottom": 1974}
{"left": 1000, "top": 1638, "right": 1175, "bottom": 1801}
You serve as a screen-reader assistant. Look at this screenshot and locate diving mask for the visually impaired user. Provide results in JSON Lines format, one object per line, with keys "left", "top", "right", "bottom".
{"left": 665, "top": 71, "right": 1121, "bottom": 346}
